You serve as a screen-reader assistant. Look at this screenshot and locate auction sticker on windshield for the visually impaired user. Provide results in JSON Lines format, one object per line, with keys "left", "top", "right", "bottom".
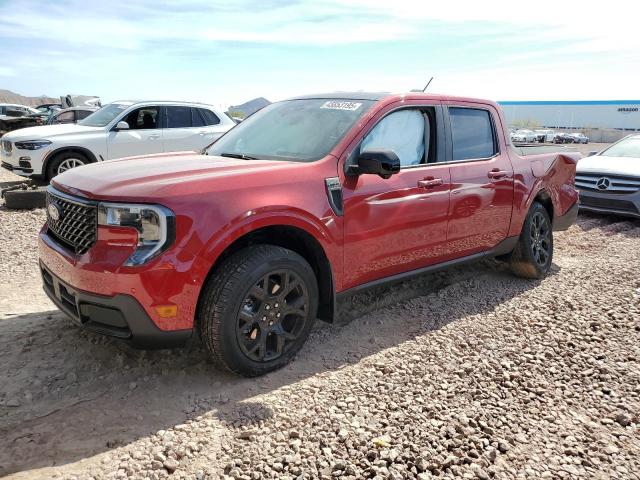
{"left": 321, "top": 100, "right": 362, "bottom": 111}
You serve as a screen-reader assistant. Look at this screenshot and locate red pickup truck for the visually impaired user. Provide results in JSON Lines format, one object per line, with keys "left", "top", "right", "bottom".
{"left": 39, "top": 92, "right": 579, "bottom": 376}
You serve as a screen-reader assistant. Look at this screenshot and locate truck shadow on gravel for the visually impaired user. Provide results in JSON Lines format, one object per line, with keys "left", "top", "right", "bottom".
{"left": 0, "top": 260, "right": 553, "bottom": 476}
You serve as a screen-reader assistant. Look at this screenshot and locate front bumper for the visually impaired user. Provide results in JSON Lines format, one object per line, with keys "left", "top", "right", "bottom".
{"left": 1, "top": 144, "right": 46, "bottom": 177}
{"left": 578, "top": 189, "right": 640, "bottom": 219}
{"left": 40, "top": 261, "right": 192, "bottom": 348}
{"left": 1, "top": 160, "right": 32, "bottom": 177}
{"left": 38, "top": 216, "right": 211, "bottom": 343}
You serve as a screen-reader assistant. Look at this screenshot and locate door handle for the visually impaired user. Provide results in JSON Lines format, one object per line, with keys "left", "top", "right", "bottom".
{"left": 488, "top": 168, "right": 508, "bottom": 179}
{"left": 417, "top": 177, "right": 443, "bottom": 189}
{"left": 148, "top": 134, "right": 160, "bottom": 140}
{"left": 198, "top": 131, "right": 207, "bottom": 136}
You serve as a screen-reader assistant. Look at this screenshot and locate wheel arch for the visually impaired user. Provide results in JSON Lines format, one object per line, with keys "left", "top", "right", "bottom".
{"left": 532, "top": 188, "right": 554, "bottom": 225}
{"left": 196, "top": 224, "right": 336, "bottom": 324}
{"left": 43, "top": 146, "right": 98, "bottom": 179}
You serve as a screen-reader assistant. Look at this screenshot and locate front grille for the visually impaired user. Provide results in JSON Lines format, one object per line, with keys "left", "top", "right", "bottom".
{"left": 580, "top": 196, "right": 638, "bottom": 213}
{"left": 46, "top": 189, "right": 97, "bottom": 254}
{"left": 2, "top": 140, "right": 12, "bottom": 155}
{"left": 576, "top": 172, "right": 640, "bottom": 194}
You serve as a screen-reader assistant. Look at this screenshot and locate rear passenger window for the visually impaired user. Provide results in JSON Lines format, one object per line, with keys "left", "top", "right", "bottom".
{"left": 191, "top": 108, "right": 205, "bottom": 127}
{"left": 449, "top": 108, "right": 497, "bottom": 161}
{"left": 199, "top": 108, "right": 220, "bottom": 126}
{"left": 76, "top": 110, "right": 92, "bottom": 120}
{"left": 166, "top": 106, "right": 192, "bottom": 128}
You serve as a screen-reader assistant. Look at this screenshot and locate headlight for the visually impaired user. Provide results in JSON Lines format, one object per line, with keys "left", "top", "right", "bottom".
{"left": 97, "top": 203, "right": 176, "bottom": 266}
{"left": 14, "top": 140, "right": 52, "bottom": 150}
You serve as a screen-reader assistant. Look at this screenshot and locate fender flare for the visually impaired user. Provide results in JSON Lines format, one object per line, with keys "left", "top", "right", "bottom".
{"left": 198, "top": 206, "right": 338, "bottom": 268}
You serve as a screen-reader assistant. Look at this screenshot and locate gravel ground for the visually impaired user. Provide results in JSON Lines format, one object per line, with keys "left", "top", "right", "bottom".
{"left": 1, "top": 160, "right": 639, "bottom": 479}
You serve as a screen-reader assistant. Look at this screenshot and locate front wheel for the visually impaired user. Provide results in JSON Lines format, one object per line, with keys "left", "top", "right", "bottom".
{"left": 198, "top": 245, "right": 318, "bottom": 377}
{"left": 46, "top": 151, "right": 88, "bottom": 180}
{"left": 509, "top": 202, "right": 553, "bottom": 279}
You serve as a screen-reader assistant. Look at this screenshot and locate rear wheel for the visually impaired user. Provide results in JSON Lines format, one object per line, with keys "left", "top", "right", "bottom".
{"left": 46, "top": 151, "right": 89, "bottom": 180}
{"left": 198, "top": 245, "right": 318, "bottom": 377}
{"left": 509, "top": 202, "right": 553, "bottom": 279}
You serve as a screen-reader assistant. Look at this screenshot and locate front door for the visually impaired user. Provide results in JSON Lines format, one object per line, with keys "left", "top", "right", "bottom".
{"left": 341, "top": 105, "right": 451, "bottom": 289}
{"left": 107, "top": 106, "right": 163, "bottom": 159}
{"left": 444, "top": 104, "right": 514, "bottom": 257}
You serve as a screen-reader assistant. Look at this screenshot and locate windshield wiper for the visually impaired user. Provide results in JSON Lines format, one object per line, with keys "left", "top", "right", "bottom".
{"left": 219, "top": 152, "right": 259, "bottom": 160}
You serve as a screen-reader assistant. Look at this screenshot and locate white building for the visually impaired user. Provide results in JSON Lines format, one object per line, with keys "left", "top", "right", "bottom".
{"left": 499, "top": 100, "right": 640, "bottom": 131}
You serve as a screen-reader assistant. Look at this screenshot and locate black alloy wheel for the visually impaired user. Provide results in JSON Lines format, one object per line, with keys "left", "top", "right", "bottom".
{"left": 529, "top": 211, "right": 551, "bottom": 268}
{"left": 237, "top": 270, "right": 310, "bottom": 362}
{"left": 509, "top": 201, "right": 554, "bottom": 279}
{"left": 198, "top": 245, "right": 318, "bottom": 376}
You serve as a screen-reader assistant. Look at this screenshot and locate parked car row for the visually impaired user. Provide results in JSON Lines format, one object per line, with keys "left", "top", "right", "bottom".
{"left": 509, "top": 128, "right": 589, "bottom": 144}
{"left": 0, "top": 96, "right": 103, "bottom": 135}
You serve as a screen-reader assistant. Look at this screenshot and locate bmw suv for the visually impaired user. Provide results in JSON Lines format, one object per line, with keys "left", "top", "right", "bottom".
{"left": 1, "top": 101, "right": 235, "bottom": 180}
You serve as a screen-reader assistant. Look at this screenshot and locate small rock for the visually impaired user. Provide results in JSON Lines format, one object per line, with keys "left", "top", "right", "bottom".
{"left": 615, "top": 413, "right": 632, "bottom": 427}
{"left": 605, "top": 445, "right": 619, "bottom": 455}
{"left": 163, "top": 458, "right": 179, "bottom": 473}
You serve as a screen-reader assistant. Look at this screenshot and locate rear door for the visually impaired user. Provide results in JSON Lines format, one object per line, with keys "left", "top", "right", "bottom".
{"left": 444, "top": 103, "right": 514, "bottom": 257}
{"left": 162, "top": 106, "right": 224, "bottom": 152}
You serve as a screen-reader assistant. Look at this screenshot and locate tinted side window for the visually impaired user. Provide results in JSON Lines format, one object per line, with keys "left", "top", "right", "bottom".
{"left": 191, "top": 108, "right": 205, "bottom": 127}
{"left": 76, "top": 109, "right": 93, "bottom": 120}
{"left": 166, "top": 106, "right": 192, "bottom": 128}
{"left": 123, "top": 107, "right": 159, "bottom": 130}
{"left": 449, "top": 107, "right": 496, "bottom": 161}
{"left": 199, "top": 108, "right": 220, "bottom": 126}
{"left": 53, "top": 111, "right": 75, "bottom": 124}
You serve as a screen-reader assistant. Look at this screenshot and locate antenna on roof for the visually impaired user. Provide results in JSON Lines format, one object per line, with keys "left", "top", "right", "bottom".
{"left": 422, "top": 77, "right": 434, "bottom": 92}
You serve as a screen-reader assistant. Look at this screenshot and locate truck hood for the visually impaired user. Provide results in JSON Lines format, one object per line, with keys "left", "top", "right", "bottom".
{"left": 2, "top": 123, "right": 103, "bottom": 140}
{"left": 577, "top": 155, "right": 640, "bottom": 177}
{"left": 51, "top": 152, "right": 300, "bottom": 201}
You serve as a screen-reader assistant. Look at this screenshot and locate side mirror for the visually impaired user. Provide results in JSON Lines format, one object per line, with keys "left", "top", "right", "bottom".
{"left": 114, "top": 121, "right": 129, "bottom": 131}
{"left": 587, "top": 151, "right": 598, "bottom": 157}
{"left": 347, "top": 149, "right": 400, "bottom": 179}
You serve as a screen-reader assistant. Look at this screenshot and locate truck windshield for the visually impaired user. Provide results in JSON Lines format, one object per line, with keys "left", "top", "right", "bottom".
{"left": 78, "top": 103, "right": 131, "bottom": 127}
{"left": 206, "top": 99, "right": 375, "bottom": 162}
{"left": 600, "top": 136, "right": 640, "bottom": 158}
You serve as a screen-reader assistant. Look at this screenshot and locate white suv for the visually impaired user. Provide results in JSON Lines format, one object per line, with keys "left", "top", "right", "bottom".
{"left": 0, "top": 101, "right": 235, "bottom": 180}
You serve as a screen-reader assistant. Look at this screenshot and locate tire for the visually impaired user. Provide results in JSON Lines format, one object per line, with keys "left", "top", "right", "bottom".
{"left": 509, "top": 202, "right": 553, "bottom": 279}
{"left": 46, "top": 151, "right": 89, "bottom": 180}
{"left": 3, "top": 188, "right": 47, "bottom": 209}
{"left": 198, "top": 245, "right": 319, "bottom": 377}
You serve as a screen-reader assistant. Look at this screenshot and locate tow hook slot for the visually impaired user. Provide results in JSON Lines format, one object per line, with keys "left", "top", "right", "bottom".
{"left": 325, "top": 177, "right": 344, "bottom": 216}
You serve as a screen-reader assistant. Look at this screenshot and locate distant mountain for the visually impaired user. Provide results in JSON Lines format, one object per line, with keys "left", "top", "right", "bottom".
{"left": 228, "top": 97, "right": 271, "bottom": 118}
{"left": 0, "top": 89, "right": 57, "bottom": 106}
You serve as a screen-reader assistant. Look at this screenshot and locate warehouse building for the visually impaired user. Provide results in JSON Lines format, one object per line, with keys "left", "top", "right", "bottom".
{"left": 498, "top": 100, "right": 640, "bottom": 131}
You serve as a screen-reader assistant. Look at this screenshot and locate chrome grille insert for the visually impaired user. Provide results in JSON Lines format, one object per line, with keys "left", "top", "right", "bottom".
{"left": 576, "top": 172, "right": 640, "bottom": 194}
{"left": 46, "top": 188, "right": 97, "bottom": 255}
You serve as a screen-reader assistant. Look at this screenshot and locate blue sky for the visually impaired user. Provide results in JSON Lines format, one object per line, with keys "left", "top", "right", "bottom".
{"left": 1, "top": 0, "right": 638, "bottom": 108}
